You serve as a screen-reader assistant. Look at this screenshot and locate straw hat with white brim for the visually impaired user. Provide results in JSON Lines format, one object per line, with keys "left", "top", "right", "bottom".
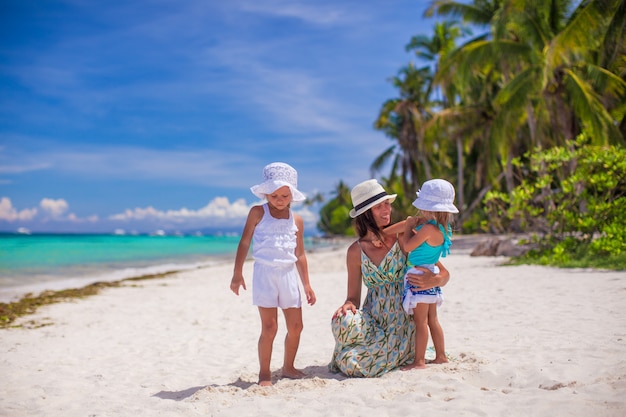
{"left": 349, "top": 179, "right": 397, "bottom": 218}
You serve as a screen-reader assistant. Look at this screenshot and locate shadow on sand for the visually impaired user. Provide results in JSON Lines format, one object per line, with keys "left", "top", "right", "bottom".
{"left": 152, "top": 365, "right": 347, "bottom": 401}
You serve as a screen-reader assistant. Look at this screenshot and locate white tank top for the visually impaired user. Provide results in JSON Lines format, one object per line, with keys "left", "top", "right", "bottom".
{"left": 252, "top": 204, "right": 298, "bottom": 266}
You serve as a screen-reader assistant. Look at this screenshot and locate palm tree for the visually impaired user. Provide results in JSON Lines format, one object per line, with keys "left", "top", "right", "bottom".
{"left": 364, "top": 0, "right": 624, "bottom": 234}
{"left": 492, "top": 0, "right": 625, "bottom": 148}
{"left": 424, "top": 0, "right": 505, "bottom": 33}
{"left": 408, "top": 20, "right": 471, "bottom": 211}
{"left": 429, "top": 67, "right": 503, "bottom": 217}
{"left": 595, "top": 0, "right": 626, "bottom": 138}
{"left": 424, "top": 0, "right": 507, "bottom": 214}
{"left": 432, "top": 0, "right": 625, "bottom": 197}
{"left": 373, "top": 63, "right": 436, "bottom": 195}
{"left": 373, "top": 21, "right": 469, "bottom": 200}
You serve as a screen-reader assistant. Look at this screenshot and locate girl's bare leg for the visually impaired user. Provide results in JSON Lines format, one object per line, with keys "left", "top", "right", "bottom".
{"left": 258, "top": 307, "right": 279, "bottom": 386}
{"left": 428, "top": 304, "right": 448, "bottom": 364}
{"left": 402, "top": 303, "right": 429, "bottom": 370}
{"left": 281, "top": 307, "right": 305, "bottom": 379}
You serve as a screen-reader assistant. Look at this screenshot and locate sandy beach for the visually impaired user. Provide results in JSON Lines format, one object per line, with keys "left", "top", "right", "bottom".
{"left": 1, "top": 237, "right": 625, "bottom": 417}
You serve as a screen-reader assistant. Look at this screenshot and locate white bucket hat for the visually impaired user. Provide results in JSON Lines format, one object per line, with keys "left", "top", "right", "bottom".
{"left": 412, "top": 179, "right": 459, "bottom": 213}
{"left": 349, "top": 179, "right": 397, "bottom": 218}
{"left": 250, "top": 162, "right": 306, "bottom": 202}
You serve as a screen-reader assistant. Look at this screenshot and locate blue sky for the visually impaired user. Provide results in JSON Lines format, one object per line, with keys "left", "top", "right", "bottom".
{"left": 1, "top": 0, "right": 436, "bottom": 235}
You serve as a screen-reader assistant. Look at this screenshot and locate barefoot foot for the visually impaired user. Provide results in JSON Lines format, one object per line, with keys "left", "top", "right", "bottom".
{"left": 258, "top": 371, "right": 273, "bottom": 386}
{"left": 401, "top": 361, "right": 426, "bottom": 370}
{"left": 281, "top": 367, "right": 306, "bottom": 379}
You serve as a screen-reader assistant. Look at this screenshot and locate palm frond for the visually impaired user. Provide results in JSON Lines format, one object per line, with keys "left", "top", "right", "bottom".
{"left": 564, "top": 68, "right": 619, "bottom": 144}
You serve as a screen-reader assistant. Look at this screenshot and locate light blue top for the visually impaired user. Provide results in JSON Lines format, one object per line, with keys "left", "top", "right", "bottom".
{"left": 406, "top": 220, "right": 452, "bottom": 267}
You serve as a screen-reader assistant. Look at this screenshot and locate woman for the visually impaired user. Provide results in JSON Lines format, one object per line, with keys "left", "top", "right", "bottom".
{"left": 329, "top": 179, "right": 450, "bottom": 377}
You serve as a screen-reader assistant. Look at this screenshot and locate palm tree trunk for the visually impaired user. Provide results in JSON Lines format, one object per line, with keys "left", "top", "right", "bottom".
{"left": 526, "top": 102, "right": 538, "bottom": 146}
{"left": 505, "top": 154, "right": 515, "bottom": 194}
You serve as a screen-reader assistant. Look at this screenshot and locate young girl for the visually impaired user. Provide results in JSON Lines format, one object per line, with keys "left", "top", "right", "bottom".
{"left": 401, "top": 179, "right": 458, "bottom": 370}
{"left": 230, "top": 162, "right": 316, "bottom": 386}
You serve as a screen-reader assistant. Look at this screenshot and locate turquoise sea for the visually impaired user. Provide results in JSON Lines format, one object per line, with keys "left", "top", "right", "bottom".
{"left": 0, "top": 233, "right": 334, "bottom": 302}
{"left": 0, "top": 233, "right": 240, "bottom": 302}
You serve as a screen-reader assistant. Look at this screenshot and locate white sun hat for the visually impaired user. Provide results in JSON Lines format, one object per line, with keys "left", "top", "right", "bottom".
{"left": 250, "top": 162, "right": 306, "bottom": 202}
{"left": 349, "top": 179, "right": 397, "bottom": 218}
{"left": 412, "top": 179, "right": 459, "bottom": 213}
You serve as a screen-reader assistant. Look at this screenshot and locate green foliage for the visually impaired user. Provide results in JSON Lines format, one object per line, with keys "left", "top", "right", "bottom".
{"left": 317, "top": 204, "right": 353, "bottom": 236}
{"left": 459, "top": 208, "right": 489, "bottom": 234}
{"left": 316, "top": 178, "right": 413, "bottom": 236}
{"left": 485, "top": 134, "right": 626, "bottom": 268}
{"left": 317, "top": 181, "right": 354, "bottom": 236}
{"left": 511, "top": 237, "right": 626, "bottom": 270}
{"left": 385, "top": 179, "right": 413, "bottom": 223}
{"left": 318, "top": 0, "right": 626, "bottom": 267}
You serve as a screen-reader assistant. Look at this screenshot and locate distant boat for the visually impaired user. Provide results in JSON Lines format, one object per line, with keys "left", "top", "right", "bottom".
{"left": 17, "top": 227, "right": 31, "bottom": 235}
{"left": 113, "top": 229, "right": 126, "bottom": 235}
{"left": 152, "top": 230, "right": 166, "bottom": 236}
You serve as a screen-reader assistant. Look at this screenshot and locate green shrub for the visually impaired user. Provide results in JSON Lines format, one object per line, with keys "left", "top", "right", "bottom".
{"left": 485, "top": 135, "right": 626, "bottom": 269}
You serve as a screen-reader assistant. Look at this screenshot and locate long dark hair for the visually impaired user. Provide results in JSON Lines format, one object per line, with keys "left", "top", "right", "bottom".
{"left": 354, "top": 209, "right": 386, "bottom": 243}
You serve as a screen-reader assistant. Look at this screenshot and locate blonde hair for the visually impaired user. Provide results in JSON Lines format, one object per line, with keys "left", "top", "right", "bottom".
{"left": 419, "top": 210, "right": 454, "bottom": 236}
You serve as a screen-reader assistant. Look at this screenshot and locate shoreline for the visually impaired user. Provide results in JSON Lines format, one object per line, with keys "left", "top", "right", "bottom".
{"left": 0, "top": 234, "right": 500, "bottom": 327}
{"left": 0, "top": 233, "right": 482, "bottom": 306}
{"left": 0, "top": 255, "right": 235, "bottom": 304}
{"left": 0, "top": 235, "right": 348, "bottom": 304}
{"left": 0, "top": 239, "right": 354, "bottom": 327}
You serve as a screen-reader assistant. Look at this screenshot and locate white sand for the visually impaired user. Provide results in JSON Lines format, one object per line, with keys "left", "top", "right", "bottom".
{"left": 1, "top": 240, "right": 625, "bottom": 417}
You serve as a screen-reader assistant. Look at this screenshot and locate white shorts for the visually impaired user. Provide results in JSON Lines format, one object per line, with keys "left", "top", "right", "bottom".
{"left": 252, "top": 262, "right": 302, "bottom": 309}
{"left": 402, "top": 265, "right": 443, "bottom": 314}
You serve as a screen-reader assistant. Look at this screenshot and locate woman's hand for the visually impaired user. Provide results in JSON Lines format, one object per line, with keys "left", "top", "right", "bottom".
{"left": 406, "top": 268, "right": 438, "bottom": 291}
{"left": 333, "top": 300, "right": 357, "bottom": 319}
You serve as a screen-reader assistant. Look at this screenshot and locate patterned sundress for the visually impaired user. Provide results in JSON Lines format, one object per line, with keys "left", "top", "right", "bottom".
{"left": 329, "top": 241, "right": 415, "bottom": 377}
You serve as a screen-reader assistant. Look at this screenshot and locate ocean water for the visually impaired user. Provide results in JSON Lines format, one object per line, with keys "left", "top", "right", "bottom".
{"left": 0, "top": 233, "right": 245, "bottom": 302}
{"left": 0, "top": 233, "right": 334, "bottom": 303}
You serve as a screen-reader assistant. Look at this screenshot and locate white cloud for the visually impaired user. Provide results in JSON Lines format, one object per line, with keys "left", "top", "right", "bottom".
{"left": 11, "top": 145, "right": 259, "bottom": 188}
{"left": 0, "top": 197, "right": 100, "bottom": 226}
{"left": 0, "top": 197, "right": 38, "bottom": 221}
{"left": 40, "top": 198, "right": 69, "bottom": 218}
{"left": 203, "top": 37, "right": 356, "bottom": 137}
{"left": 0, "top": 141, "right": 52, "bottom": 174}
{"left": 107, "top": 196, "right": 318, "bottom": 231}
{"left": 0, "top": 194, "right": 319, "bottom": 233}
{"left": 237, "top": 0, "right": 348, "bottom": 25}
{"left": 109, "top": 197, "right": 252, "bottom": 223}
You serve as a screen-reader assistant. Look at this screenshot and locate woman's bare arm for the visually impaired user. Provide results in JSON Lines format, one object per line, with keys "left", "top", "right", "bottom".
{"left": 406, "top": 260, "right": 450, "bottom": 290}
{"left": 333, "top": 241, "right": 362, "bottom": 317}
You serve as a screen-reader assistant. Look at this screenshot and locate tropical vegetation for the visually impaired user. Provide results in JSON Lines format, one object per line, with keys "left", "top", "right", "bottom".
{"left": 315, "top": 0, "right": 625, "bottom": 269}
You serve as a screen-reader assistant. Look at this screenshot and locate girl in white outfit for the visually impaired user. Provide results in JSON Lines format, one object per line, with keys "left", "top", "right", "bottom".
{"left": 230, "top": 162, "right": 316, "bottom": 387}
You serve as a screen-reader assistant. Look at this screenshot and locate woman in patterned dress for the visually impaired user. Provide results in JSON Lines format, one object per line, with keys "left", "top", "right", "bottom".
{"left": 329, "top": 179, "right": 450, "bottom": 377}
